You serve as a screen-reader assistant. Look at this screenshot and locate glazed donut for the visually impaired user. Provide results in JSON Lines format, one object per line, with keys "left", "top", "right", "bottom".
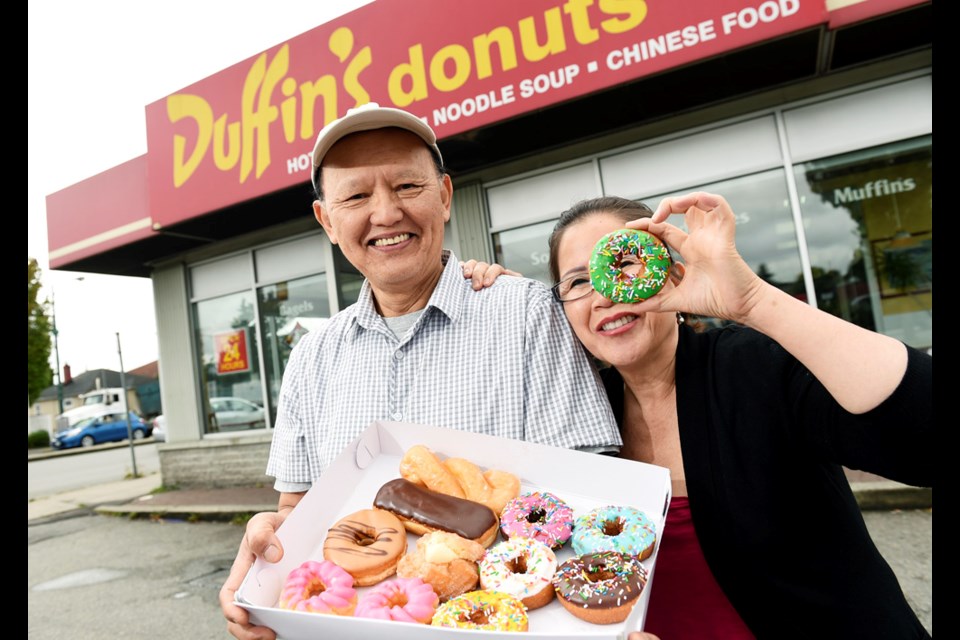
{"left": 278, "top": 559, "right": 357, "bottom": 615}
{"left": 373, "top": 478, "right": 499, "bottom": 548}
{"left": 478, "top": 537, "right": 557, "bottom": 610}
{"left": 396, "top": 530, "right": 487, "bottom": 602}
{"left": 354, "top": 576, "right": 439, "bottom": 624}
{"left": 322, "top": 508, "right": 407, "bottom": 586}
{"left": 572, "top": 505, "right": 657, "bottom": 560}
{"left": 552, "top": 550, "right": 649, "bottom": 624}
{"left": 431, "top": 590, "right": 529, "bottom": 632}
{"left": 588, "top": 228, "right": 672, "bottom": 303}
{"left": 399, "top": 445, "right": 521, "bottom": 514}
{"left": 499, "top": 491, "right": 574, "bottom": 549}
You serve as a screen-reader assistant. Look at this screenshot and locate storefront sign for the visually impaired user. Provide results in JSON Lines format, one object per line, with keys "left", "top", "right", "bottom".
{"left": 145, "top": 0, "right": 827, "bottom": 225}
{"left": 215, "top": 329, "right": 252, "bottom": 374}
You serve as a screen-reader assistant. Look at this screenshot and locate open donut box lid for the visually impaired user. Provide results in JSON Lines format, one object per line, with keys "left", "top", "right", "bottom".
{"left": 236, "top": 420, "right": 672, "bottom": 639}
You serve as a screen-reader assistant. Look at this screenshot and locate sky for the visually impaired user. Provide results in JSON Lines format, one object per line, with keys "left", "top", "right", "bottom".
{"left": 28, "top": 0, "right": 374, "bottom": 376}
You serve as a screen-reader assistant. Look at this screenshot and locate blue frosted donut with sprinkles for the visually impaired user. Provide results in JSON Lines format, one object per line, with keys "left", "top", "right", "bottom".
{"left": 571, "top": 505, "right": 657, "bottom": 560}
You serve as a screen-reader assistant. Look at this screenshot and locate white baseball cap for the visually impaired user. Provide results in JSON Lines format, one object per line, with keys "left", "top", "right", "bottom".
{"left": 311, "top": 102, "right": 443, "bottom": 190}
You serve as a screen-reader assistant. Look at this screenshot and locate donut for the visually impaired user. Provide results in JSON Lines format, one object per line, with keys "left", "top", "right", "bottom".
{"left": 354, "top": 576, "right": 439, "bottom": 624}
{"left": 430, "top": 590, "right": 529, "bottom": 632}
{"left": 278, "top": 559, "right": 357, "bottom": 615}
{"left": 322, "top": 508, "right": 407, "bottom": 586}
{"left": 396, "top": 530, "right": 487, "bottom": 602}
{"left": 572, "top": 505, "right": 657, "bottom": 560}
{"left": 399, "top": 444, "right": 521, "bottom": 514}
{"left": 588, "top": 228, "right": 672, "bottom": 303}
{"left": 499, "top": 491, "right": 574, "bottom": 549}
{"left": 552, "top": 550, "right": 649, "bottom": 624}
{"left": 478, "top": 537, "right": 557, "bottom": 610}
{"left": 373, "top": 477, "right": 499, "bottom": 548}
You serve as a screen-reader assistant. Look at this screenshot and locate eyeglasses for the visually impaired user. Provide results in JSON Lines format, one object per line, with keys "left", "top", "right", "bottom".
{"left": 551, "top": 259, "right": 646, "bottom": 303}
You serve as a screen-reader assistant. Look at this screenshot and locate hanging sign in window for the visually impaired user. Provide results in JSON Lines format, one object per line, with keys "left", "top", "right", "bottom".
{"left": 215, "top": 329, "right": 251, "bottom": 374}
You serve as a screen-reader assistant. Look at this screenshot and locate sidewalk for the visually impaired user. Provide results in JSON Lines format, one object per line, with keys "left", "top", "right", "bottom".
{"left": 28, "top": 469, "right": 931, "bottom": 524}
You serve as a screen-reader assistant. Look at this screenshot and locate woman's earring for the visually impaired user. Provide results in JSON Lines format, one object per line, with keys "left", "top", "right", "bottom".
{"left": 676, "top": 312, "right": 685, "bottom": 325}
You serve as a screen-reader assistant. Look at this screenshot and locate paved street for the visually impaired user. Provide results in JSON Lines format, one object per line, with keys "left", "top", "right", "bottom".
{"left": 27, "top": 507, "right": 932, "bottom": 639}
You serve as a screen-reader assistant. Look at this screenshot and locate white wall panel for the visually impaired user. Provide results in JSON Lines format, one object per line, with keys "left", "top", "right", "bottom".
{"left": 487, "top": 163, "right": 599, "bottom": 230}
{"left": 784, "top": 76, "right": 932, "bottom": 163}
{"left": 600, "top": 116, "right": 782, "bottom": 200}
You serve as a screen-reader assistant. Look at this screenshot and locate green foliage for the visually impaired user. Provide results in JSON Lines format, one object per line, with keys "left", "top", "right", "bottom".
{"left": 27, "top": 258, "right": 53, "bottom": 406}
{"left": 27, "top": 429, "right": 50, "bottom": 449}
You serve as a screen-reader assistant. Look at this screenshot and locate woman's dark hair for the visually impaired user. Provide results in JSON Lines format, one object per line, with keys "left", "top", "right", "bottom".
{"left": 547, "top": 196, "right": 654, "bottom": 284}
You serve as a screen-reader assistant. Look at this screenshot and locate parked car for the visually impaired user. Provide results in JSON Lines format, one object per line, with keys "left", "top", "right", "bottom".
{"left": 50, "top": 410, "right": 151, "bottom": 450}
{"left": 151, "top": 414, "right": 167, "bottom": 442}
{"left": 150, "top": 397, "right": 266, "bottom": 439}
{"left": 209, "top": 397, "right": 266, "bottom": 431}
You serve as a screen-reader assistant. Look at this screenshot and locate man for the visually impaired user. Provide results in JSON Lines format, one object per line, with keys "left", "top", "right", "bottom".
{"left": 220, "top": 103, "right": 622, "bottom": 639}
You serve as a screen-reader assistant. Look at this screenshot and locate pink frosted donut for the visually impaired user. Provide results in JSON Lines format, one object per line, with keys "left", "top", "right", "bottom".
{"left": 499, "top": 491, "right": 574, "bottom": 549}
{"left": 278, "top": 559, "right": 357, "bottom": 615}
{"left": 355, "top": 576, "right": 439, "bottom": 623}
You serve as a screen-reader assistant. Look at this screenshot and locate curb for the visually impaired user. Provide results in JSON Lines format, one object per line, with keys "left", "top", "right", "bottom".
{"left": 851, "top": 481, "right": 932, "bottom": 511}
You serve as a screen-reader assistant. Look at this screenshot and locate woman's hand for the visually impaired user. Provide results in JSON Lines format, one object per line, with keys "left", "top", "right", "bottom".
{"left": 626, "top": 191, "right": 766, "bottom": 325}
{"left": 460, "top": 259, "right": 523, "bottom": 290}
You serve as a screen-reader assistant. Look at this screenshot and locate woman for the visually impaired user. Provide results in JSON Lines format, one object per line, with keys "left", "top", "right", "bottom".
{"left": 473, "top": 191, "right": 932, "bottom": 639}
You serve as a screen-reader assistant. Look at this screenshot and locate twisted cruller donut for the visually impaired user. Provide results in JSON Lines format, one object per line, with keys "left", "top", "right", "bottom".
{"left": 588, "top": 228, "right": 672, "bottom": 303}
{"left": 399, "top": 444, "right": 520, "bottom": 514}
{"left": 354, "top": 576, "right": 439, "bottom": 623}
{"left": 278, "top": 559, "right": 357, "bottom": 615}
{"left": 431, "top": 590, "right": 529, "bottom": 631}
{"left": 552, "top": 550, "right": 649, "bottom": 624}
{"left": 572, "top": 505, "right": 658, "bottom": 560}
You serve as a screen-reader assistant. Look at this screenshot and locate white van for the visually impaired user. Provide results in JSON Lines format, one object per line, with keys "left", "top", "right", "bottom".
{"left": 55, "top": 387, "right": 127, "bottom": 432}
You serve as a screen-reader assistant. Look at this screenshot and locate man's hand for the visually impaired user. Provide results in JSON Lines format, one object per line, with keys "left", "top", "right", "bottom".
{"left": 219, "top": 510, "right": 288, "bottom": 639}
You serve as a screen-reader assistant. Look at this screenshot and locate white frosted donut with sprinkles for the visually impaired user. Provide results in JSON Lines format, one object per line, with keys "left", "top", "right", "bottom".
{"left": 478, "top": 537, "right": 558, "bottom": 610}
{"left": 572, "top": 505, "right": 657, "bottom": 560}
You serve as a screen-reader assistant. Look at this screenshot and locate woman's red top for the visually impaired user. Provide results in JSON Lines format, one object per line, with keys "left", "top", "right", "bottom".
{"left": 642, "top": 497, "right": 755, "bottom": 639}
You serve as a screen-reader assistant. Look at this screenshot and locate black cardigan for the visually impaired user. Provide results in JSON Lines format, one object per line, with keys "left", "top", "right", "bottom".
{"left": 600, "top": 323, "right": 932, "bottom": 639}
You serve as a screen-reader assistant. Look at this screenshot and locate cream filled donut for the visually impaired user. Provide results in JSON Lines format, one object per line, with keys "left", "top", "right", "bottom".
{"left": 572, "top": 505, "right": 657, "bottom": 560}
{"left": 478, "top": 537, "right": 557, "bottom": 610}
{"left": 499, "top": 491, "right": 574, "bottom": 549}
{"left": 278, "top": 559, "right": 357, "bottom": 615}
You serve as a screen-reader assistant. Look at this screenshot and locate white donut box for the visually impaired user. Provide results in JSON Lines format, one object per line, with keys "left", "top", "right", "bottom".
{"left": 236, "top": 420, "right": 672, "bottom": 639}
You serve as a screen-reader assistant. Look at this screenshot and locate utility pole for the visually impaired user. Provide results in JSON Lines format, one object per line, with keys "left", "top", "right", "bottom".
{"left": 117, "top": 332, "right": 139, "bottom": 478}
{"left": 51, "top": 291, "right": 64, "bottom": 415}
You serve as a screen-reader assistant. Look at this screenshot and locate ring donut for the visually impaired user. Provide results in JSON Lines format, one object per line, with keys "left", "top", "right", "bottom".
{"left": 552, "top": 550, "right": 649, "bottom": 624}
{"left": 322, "top": 508, "right": 407, "bottom": 586}
{"left": 278, "top": 559, "right": 357, "bottom": 615}
{"left": 431, "top": 590, "right": 529, "bottom": 631}
{"left": 571, "top": 505, "right": 658, "bottom": 560}
{"left": 588, "top": 229, "right": 672, "bottom": 303}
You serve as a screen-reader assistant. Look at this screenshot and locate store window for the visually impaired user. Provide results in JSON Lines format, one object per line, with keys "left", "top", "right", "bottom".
{"left": 193, "top": 290, "right": 264, "bottom": 435}
{"left": 793, "top": 136, "right": 932, "bottom": 350}
{"left": 493, "top": 219, "right": 557, "bottom": 284}
{"left": 258, "top": 273, "right": 332, "bottom": 427}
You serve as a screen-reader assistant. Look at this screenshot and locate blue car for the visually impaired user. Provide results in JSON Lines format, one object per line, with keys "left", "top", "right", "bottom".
{"left": 51, "top": 411, "right": 151, "bottom": 450}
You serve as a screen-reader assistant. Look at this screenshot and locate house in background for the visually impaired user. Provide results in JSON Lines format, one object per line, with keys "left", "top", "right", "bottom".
{"left": 28, "top": 363, "right": 160, "bottom": 436}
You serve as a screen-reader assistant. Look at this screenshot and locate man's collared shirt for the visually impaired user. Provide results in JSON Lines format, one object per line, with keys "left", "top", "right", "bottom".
{"left": 266, "top": 251, "right": 621, "bottom": 492}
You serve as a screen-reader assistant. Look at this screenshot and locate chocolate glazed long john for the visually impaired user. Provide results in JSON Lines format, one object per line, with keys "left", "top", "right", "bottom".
{"left": 373, "top": 478, "right": 499, "bottom": 548}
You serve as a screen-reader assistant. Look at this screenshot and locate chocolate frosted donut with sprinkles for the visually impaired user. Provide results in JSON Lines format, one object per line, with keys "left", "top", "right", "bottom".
{"left": 552, "top": 550, "right": 649, "bottom": 625}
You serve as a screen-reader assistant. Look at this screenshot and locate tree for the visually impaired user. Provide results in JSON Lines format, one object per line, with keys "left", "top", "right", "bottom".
{"left": 27, "top": 258, "right": 53, "bottom": 406}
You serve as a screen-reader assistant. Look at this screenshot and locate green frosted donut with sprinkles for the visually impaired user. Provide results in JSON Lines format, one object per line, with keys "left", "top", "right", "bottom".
{"left": 588, "top": 229, "right": 671, "bottom": 303}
